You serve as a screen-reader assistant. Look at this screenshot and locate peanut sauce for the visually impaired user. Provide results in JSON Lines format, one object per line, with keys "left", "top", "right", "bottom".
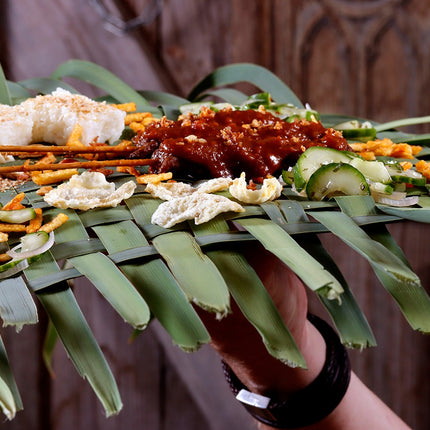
{"left": 131, "top": 107, "right": 349, "bottom": 182}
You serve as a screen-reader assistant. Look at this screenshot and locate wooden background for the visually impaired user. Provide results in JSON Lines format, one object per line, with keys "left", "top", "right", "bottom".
{"left": 1, "top": 0, "right": 430, "bottom": 429}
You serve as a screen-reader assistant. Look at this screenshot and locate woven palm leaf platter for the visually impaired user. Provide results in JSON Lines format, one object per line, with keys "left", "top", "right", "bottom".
{"left": 0, "top": 60, "right": 429, "bottom": 419}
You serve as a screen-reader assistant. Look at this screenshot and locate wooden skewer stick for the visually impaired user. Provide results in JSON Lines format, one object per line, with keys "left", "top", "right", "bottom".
{"left": 0, "top": 159, "right": 153, "bottom": 174}
{"left": 0, "top": 144, "right": 135, "bottom": 154}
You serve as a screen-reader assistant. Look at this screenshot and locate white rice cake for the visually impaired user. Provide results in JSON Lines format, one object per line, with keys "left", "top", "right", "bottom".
{"left": 19, "top": 88, "right": 126, "bottom": 145}
{"left": 0, "top": 104, "right": 33, "bottom": 146}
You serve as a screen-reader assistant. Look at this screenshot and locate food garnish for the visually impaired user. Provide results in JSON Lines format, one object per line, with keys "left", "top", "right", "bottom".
{"left": 0, "top": 192, "right": 69, "bottom": 278}
{"left": 151, "top": 192, "right": 244, "bottom": 228}
{"left": 229, "top": 172, "right": 282, "bottom": 204}
{"left": 145, "top": 177, "right": 243, "bottom": 227}
{"left": 349, "top": 137, "right": 422, "bottom": 160}
{"left": 44, "top": 171, "right": 136, "bottom": 210}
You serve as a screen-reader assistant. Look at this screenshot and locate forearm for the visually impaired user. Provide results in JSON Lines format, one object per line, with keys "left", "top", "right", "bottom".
{"left": 202, "top": 246, "right": 411, "bottom": 429}
{"left": 232, "top": 319, "right": 411, "bottom": 430}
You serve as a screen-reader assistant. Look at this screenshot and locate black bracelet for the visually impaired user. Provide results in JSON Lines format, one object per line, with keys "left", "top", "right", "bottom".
{"left": 222, "top": 314, "right": 351, "bottom": 429}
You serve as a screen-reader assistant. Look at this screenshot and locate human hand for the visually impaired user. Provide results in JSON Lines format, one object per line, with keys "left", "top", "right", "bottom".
{"left": 197, "top": 243, "right": 411, "bottom": 430}
{"left": 197, "top": 243, "right": 326, "bottom": 397}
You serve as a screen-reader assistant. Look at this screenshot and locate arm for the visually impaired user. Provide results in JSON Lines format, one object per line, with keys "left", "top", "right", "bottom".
{"left": 199, "top": 245, "right": 411, "bottom": 430}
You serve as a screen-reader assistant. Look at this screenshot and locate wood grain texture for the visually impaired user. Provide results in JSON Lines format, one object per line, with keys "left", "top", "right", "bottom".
{"left": 2, "top": 0, "right": 430, "bottom": 429}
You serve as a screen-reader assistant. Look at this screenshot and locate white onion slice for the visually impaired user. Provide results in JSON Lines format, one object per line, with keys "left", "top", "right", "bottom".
{"left": 7, "top": 231, "right": 55, "bottom": 260}
{"left": 374, "top": 194, "right": 419, "bottom": 207}
{"left": 0, "top": 259, "right": 29, "bottom": 279}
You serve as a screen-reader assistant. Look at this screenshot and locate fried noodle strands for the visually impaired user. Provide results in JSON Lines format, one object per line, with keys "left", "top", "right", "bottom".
{"left": 0, "top": 223, "right": 27, "bottom": 232}
{"left": 66, "top": 123, "right": 84, "bottom": 147}
{"left": 31, "top": 169, "right": 79, "bottom": 185}
{"left": 0, "top": 253, "right": 11, "bottom": 262}
{"left": 38, "top": 213, "right": 69, "bottom": 234}
{"left": 26, "top": 208, "right": 43, "bottom": 233}
{"left": 113, "top": 102, "right": 137, "bottom": 112}
{"left": 0, "top": 233, "right": 9, "bottom": 243}
{"left": 3, "top": 193, "right": 26, "bottom": 210}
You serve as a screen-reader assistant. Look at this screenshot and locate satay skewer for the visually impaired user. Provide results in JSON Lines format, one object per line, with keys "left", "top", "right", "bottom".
{"left": 0, "top": 159, "right": 153, "bottom": 174}
{"left": 0, "top": 144, "right": 135, "bottom": 154}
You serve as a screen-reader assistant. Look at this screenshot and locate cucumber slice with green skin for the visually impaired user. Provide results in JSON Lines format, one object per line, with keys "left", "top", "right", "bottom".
{"left": 306, "top": 163, "right": 370, "bottom": 201}
{"left": 7, "top": 231, "right": 53, "bottom": 264}
{"left": 334, "top": 120, "right": 377, "bottom": 141}
{"left": 179, "top": 101, "right": 214, "bottom": 114}
{"left": 369, "top": 182, "right": 394, "bottom": 195}
{"left": 281, "top": 169, "right": 294, "bottom": 185}
{"left": 0, "top": 208, "right": 36, "bottom": 224}
{"left": 0, "top": 258, "right": 24, "bottom": 273}
{"left": 391, "top": 175, "right": 427, "bottom": 187}
{"left": 349, "top": 157, "right": 392, "bottom": 184}
{"left": 21, "top": 231, "right": 49, "bottom": 253}
{"left": 293, "top": 147, "right": 353, "bottom": 191}
{"left": 385, "top": 166, "right": 427, "bottom": 186}
{"left": 0, "top": 231, "right": 53, "bottom": 278}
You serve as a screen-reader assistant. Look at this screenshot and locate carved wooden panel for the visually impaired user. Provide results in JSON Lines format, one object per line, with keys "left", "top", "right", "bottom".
{"left": 1, "top": 0, "right": 429, "bottom": 429}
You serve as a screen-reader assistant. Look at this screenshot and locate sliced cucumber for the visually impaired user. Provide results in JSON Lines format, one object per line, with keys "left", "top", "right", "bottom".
{"left": 386, "top": 166, "right": 427, "bottom": 186}
{"left": 7, "top": 231, "right": 53, "bottom": 263}
{"left": 293, "top": 147, "right": 353, "bottom": 191}
{"left": 306, "top": 163, "right": 370, "bottom": 201}
{"left": 333, "top": 120, "right": 377, "bottom": 141}
{"left": 349, "top": 157, "right": 392, "bottom": 184}
{"left": 369, "top": 182, "right": 394, "bottom": 195}
{"left": 0, "top": 258, "right": 23, "bottom": 273}
{"left": 391, "top": 175, "right": 427, "bottom": 187}
{"left": 21, "top": 231, "right": 49, "bottom": 252}
{"left": 211, "top": 102, "right": 234, "bottom": 112}
{"left": 281, "top": 169, "right": 294, "bottom": 185}
{"left": 0, "top": 259, "right": 29, "bottom": 278}
{"left": 0, "top": 208, "right": 36, "bottom": 224}
{"left": 179, "top": 101, "right": 214, "bottom": 114}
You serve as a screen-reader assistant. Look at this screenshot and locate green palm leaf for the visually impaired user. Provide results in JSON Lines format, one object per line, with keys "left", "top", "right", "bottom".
{"left": 42, "top": 319, "right": 58, "bottom": 377}
{"left": 0, "top": 375, "right": 16, "bottom": 420}
{"left": 18, "top": 77, "right": 78, "bottom": 95}
{"left": 24, "top": 253, "right": 122, "bottom": 416}
{"left": 152, "top": 231, "right": 230, "bottom": 317}
{"left": 5, "top": 81, "right": 31, "bottom": 105}
{"left": 0, "top": 335, "right": 22, "bottom": 418}
{"left": 376, "top": 205, "right": 430, "bottom": 223}
{"left": 191, "top": 219, "right": 306, "bottom": 366}
{"left": 236, "top": 217, "right": 344, "bottom": 301}
{"left": 0, "top": 276, "right": 38, "bottom": 331}
{"left": 1, "top": 58, "right": 430, "bottom": 420}
{"left": 311, "top": 210, "right": 430, "bottom": 332}
{"left": 0, "top": 63, "right": 11, "bottom": 105}
{"left": 68, "top": 252, "right": 151, "bottom": 330}
{"left": 194, "top": 88, "right": 249, "bottom": 104}
{"left": 187, "top": 63, "right": 304, "bottom": 107}
{"left": 93, "top": 221, "right": 210, "bottom": 351}
{"left": 274, "top": 199, "right": 375, "bottom": 348}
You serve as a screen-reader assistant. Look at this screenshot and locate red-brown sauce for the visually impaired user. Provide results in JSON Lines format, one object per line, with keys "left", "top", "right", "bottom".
{"left": 131, "top": 107, "right": 349, "bottom": 181}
